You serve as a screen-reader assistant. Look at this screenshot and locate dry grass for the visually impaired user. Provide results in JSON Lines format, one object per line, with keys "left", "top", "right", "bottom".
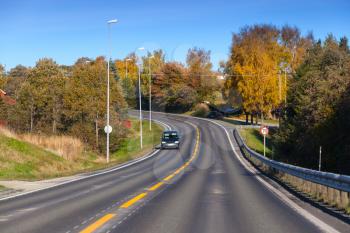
{"left": 0, "top": 126, "right": 17, "bottom": 139}
{"left": 0, "top": 126, "right": 84, "bottom": 160}
{"left": 19, "top": 134, "right": 84, "bottom": 160}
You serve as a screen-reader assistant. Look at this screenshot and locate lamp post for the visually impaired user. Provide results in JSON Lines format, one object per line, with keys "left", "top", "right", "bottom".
{"left": 148, "top": 55, "right": 154, "bottom": 131}
{"left": 106, "top": 19, "right": 118, "bottom": 163}
{"left": 138, "top": 47, "right": 145, "bottom": 149}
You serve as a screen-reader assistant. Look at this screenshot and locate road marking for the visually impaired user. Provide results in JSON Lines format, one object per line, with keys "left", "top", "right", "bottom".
{"left": 148, "top": 182, "right": 164, "bottom": 191}
{"left": 16, "top": 207, "right": 37, "bottom": 212}
{"left": 150, "top": 111, "right": 342, "bottom": 233}
{"left": 79, "top": 214, "right": 115, "bottom": 233}
{"left": 120, "top": 193, "right": 147, "bottom": 208}
{"left": 0, "top": 119, "right": 171, "bottom": 203}
{"left": 163, "top": 174, "right": 175, "bottom": 181}
{"left": 208, "top": 119, "right": 340, "bottom": 233}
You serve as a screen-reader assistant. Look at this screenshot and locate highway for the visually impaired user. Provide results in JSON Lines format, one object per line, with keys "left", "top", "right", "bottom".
{"left": 0, "top": 112, "right": 349, "bottom": 233}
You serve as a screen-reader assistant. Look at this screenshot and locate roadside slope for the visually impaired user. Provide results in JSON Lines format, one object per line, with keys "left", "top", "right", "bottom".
{"left": 0, "top": 119, "right": 162, "bottom": 181}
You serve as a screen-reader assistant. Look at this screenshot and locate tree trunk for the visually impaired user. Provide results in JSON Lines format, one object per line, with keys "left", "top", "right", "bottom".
{"left": 250, "top": 114, "right": 254, "bottom": 125}
{"left": 255, "top": 114, "right": 258, "bottom": 125}
{"left": 245, "top": 113, "right": 249, "bottom": 124}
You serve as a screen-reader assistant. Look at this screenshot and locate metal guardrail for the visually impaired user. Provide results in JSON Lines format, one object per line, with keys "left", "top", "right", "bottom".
{"left": 233, "top": 128, "right": 350, "bottom": 193}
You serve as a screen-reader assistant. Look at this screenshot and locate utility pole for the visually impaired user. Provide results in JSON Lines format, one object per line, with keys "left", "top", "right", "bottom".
{"left": 263, "top": 134, "right": 266, "bottom": 157}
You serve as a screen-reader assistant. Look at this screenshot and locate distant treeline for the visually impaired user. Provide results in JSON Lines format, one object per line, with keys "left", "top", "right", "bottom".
{"left": 0, "top": 48, "right": 221, "bottom": 153}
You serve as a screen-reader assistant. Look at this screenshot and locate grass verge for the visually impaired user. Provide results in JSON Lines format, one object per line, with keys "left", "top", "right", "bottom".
{"left": 111, "top": 119, "right": 163, "bottom": 163}
{"left": 238, "top": 128, "right": 273, "bottom": 158}
{"left": 0, "top": 119, "right": 163, "bottom": 181}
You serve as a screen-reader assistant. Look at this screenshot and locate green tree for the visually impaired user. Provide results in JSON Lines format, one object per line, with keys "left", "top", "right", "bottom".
{"left": 66, "top": 56, "right": 126, "bottom": 151}
{"left": 5, "top": 65, "right": 30, "bottom": 96}
{"left": 16, "top": 58, "right": 64, "bottom": 132}
{"left": 274, "top": 35, "right": 350, "bottom": 172}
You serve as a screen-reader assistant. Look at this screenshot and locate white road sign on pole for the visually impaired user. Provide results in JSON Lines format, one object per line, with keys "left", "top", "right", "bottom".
{"left": 104, "top": 125, "right": 113, "bottom": 134}
{"left": 260, "top": 126, "right": 269, "bottom": 157}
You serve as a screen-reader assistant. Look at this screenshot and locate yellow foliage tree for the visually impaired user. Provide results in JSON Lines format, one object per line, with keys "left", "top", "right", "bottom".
{"left": 227, "top": 25, "right": 311, "bottom": 120}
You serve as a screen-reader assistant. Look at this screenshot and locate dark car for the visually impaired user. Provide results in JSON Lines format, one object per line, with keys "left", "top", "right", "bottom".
{"left": 161, "top": 130, "right": 180, "bottom": 149}
{"left": 207, "top": 111, "right": 224, "bottom": 120}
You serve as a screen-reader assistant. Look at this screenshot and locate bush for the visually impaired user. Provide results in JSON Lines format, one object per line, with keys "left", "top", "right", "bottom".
{"left": 192, "top": 103, "right": 209, "bottom": 117}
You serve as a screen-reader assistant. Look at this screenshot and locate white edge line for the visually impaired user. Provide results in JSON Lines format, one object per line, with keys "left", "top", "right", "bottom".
{"left": 151, "top": 111, "right": 340, "bottom": 233}
{"left": 0, "top": 119, "right": 172, "bottom": 202}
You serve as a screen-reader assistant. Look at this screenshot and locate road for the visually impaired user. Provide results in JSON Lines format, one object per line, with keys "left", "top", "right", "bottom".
{"left": 0, "top": 112, "right": 349, "bottom": 233}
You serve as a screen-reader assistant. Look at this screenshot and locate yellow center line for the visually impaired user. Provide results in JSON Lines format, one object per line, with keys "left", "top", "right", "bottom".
{"left": 120, "top": 192, "right": 147, "bottom": 208}
{"left": 79, "top": 125, "right": 198, "bottom": 233}
{"left": 148, "top": 182, "right": 164, "bottom": 191}
{"left": 163, "top": 173, "right": 175, "bottom": 181}
{"left": 80, "top": 214, "right": 115, "bottom": 233}
{"left": 162, "top": 125, "right": 200, "bottom": 182}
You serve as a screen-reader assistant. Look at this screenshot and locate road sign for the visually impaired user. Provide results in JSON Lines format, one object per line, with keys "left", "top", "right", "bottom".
{"left": 260, "top": 126, "right": 268, "bottom": 157}
{"left": 260, "top": 126, "right": 269, "bottom": 136}
{"left": 104, "top": 125, "right": 113, "bottom": 134}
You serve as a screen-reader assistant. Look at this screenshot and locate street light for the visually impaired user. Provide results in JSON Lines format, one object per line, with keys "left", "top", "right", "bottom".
{"left": 137, "top": 47, "right": 145, "bottom": 149}
{"left": 148, "top": 55, "right": 154, "bottom": 131}
{"left": 106, "top": 18, "right": 118, "bottom": 163}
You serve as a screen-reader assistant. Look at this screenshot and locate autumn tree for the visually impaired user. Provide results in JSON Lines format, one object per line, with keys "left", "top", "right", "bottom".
{"left": 115, "top": 53, "right": 138, "bottom": 107}
{"left": 151, "top": 62, "right": 195, "bottom": 112}
{"left": 186, "top": 47, "right": 218, "bottom": 102}
{"left": 226, "top": 24, "right": 313, "bottom": 123}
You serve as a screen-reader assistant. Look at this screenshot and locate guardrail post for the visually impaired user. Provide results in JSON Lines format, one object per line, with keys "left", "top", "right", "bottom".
{"left": 322, "top": 185, "right": 328, "bottom": 202}
{"left": 340, "top": 192, "right": 349, "bottom": 210}
{"left": 316, "top": 184, "right": 321, "bottom": 200}
{"left": 311, "top": 182, "right": 317, "bottom": 198}
{"left": 334, "top": 189, "right": 341, "bottom": 208}
{"left": 327, "top": 187, "right": 334, "bottom": 205}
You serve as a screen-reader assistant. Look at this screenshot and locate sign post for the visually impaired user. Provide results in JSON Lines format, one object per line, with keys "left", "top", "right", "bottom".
{"left": 260, "top": 126, "right": 269, "bottom": 157}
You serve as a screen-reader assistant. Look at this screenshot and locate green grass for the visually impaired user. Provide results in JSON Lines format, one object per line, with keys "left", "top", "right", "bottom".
{"left": 0, "top": 119, "right": 163, "bottom": 181}
{"left": 239, "top": 128, "right": 273, "bottom": 158}
{"left": 112, "top": 119, "right": 163, "bottom": 163}
{"left": 222, "top": 118, "right": 248, "bottom": 126}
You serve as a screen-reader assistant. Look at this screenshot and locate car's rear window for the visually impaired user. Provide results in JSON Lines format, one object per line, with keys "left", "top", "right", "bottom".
{"left": 163, "top": 132, "right": 178, "bottom": 139}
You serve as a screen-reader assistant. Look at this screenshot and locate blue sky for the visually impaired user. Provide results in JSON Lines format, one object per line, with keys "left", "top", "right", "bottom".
{"left": 0, "top": 0, "right": 349, "bottom": 70}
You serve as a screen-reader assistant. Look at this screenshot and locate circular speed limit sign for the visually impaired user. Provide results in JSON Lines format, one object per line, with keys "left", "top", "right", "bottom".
{"left": 260, "top": 126, "right": 269, "bottom": 136}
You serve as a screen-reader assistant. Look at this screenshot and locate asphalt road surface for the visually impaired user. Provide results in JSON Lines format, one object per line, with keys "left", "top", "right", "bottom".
{"left": 0, "top": 112, "right": 349, "bottom": 233}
